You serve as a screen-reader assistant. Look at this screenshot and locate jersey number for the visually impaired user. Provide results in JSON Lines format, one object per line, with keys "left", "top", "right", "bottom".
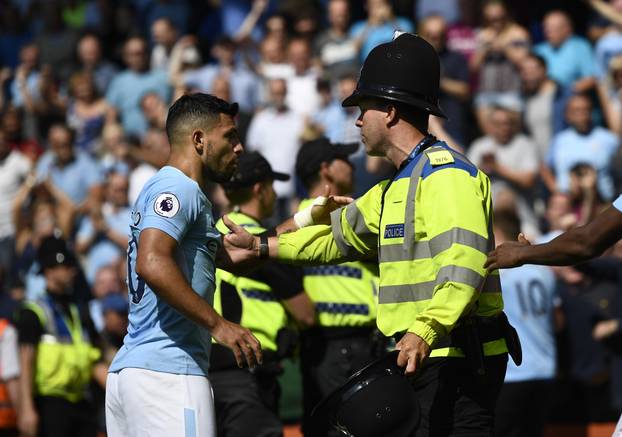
{"left": 516, "top": 279, "right": 548, "bottom": 317}
{"left": 127, "top": 235, "right": 146, "bottom": 304}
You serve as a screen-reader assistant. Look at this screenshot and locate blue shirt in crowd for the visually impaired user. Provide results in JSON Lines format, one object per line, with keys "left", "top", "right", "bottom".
{"left": 501, "top": 264, "right": 558, "bottom": 382}
{"left": 77, "top": 205, "right": 132, "bottom": 282}
{"left": 105, "top": 69, "right": 171, "bottom": 136}
{"left": 109, "top": 166, "right": 221, "bottom": 376}
{"left": 183, "top": 65, "right": 259, "bottom": 113}
{"left": 547, "top": 126, "right": 619, "bottom": 200}
{"left": 535, "top": 36, "right": 596, "bottom": 88}
{"left": 36, "top": 151, "right": 104, "bottom": 205}
{"left": 349, "top": 17, "right": 414, "bottom": 62}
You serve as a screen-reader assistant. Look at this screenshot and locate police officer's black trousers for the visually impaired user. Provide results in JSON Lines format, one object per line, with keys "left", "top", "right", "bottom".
{"left": 410, "top": 354, "right": 508, "bottom": 437}
{"left": 35, "top": 396, "right": 96, "bottom": 437}
{"left": 300, "top": 332, "right": 377, "bottom": 437}
{"left": 210, "top": 368, "right": 283, "bottom": 437}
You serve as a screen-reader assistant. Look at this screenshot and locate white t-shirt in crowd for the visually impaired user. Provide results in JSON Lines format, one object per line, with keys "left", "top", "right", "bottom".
{"left": 0, "top": 151, "right": 31, "bottom": 238}
{"left": 246, "top": 107, "right": 304, "bottom": 198}
{"left": 0, "top": 323, "right": 20, "bottom": 381}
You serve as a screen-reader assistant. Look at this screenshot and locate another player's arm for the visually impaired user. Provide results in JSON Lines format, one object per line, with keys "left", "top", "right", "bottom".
{"left": 485, "top": 205, "right": 622, "bottom": 270}
{"left": 136, "top": 228, "right": 262, "bottom": 368}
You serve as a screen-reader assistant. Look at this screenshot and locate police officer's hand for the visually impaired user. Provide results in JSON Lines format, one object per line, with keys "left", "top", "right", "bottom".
{"left": 396, "top": 332, "right": 431, "bottom": 376}
{"left": 484, "top": 233, "right": 531, "bottom": 271}
{"left": 18, "top": 404, "right": 38, "bottom": 437}
{"left": 310, "top": 185, "right": 354, "bottom": 225}
{"left": 211, "top": 316, "right": 263, "bottom": 369}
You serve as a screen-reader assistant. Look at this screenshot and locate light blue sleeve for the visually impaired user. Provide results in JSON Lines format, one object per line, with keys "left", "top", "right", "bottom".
{"left": 105, "top": 74, "right": 121, "bottom": 107}
{"left": 545, "top": 135, "right": 558, "bottom": 168}
{"left": 82, "top": 157, "right": 105, "bottom": 188}
{"left": 349, "top": 21, "right": 365, "bottom": 38}
{"left": 77, "top": 217, "right": 94, "bottom": 241}
{"left": 141, "top": 177, "right": 201, "bottom": 242}
{"left": 578, "top": 39, "right": 597, "bottom": 78}
{"left": 614, "top": 195, "right": 622, "bottom": 212}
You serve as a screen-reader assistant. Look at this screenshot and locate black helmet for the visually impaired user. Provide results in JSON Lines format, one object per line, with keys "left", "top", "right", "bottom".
{"left": 342, "top": 32, "right": 446, "bottom": 119}
{"left": 312, "top": 351, "right": 420, "bottom": 437}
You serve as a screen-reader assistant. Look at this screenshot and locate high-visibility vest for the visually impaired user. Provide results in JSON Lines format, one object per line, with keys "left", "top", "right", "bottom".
{"left": 279, "top": 140, "right": 507, "bottom": 358}
{"left": 214, "top": 212, "right": 290, "bottom": 352}
{"left": 298, "top": 198, "right": 379, "bottom": 327}
{"left": 0, "top": 319, "right": 17, "bottom": 429}
{"left": 23, "top": 299, "right": 100, "bottom": 403}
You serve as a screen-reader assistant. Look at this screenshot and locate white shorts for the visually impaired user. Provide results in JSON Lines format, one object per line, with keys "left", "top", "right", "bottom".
{"left": 106, "top": 368, "right": 216, "bottom": 437}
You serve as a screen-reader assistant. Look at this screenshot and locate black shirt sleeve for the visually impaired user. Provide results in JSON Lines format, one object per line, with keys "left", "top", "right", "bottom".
{"left": 16, "top": 308, "right": 44, "bottom": 345}
{"left": 249, "top": 261, "right": 304, "bottom": 301}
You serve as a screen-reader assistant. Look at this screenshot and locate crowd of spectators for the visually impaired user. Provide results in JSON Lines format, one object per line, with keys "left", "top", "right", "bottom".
{"left": 0, "top": 0, "right": 621, "bottom": 434}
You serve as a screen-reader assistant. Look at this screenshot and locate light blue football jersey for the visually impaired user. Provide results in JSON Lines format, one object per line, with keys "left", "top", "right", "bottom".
{"left": 109, "top": 166, "right": 221, "bottom": 376}
{"left": 500, "top": 264, "right": 557, "bottom": 382}
{"left": 614, "top": 194, "right": 622, "bottom": 212}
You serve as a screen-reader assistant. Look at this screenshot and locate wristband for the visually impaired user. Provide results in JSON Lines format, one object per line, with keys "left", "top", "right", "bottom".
{"left": 293, "top": 195, "right": 328, "bottom": 229}
{"left": 259, "top": 233, "right": 269, "bottom": 259}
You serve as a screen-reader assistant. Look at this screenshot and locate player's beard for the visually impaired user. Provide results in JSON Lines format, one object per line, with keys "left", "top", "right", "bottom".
{"left": 204, "top": 161, "right": 236, "bottom": 183}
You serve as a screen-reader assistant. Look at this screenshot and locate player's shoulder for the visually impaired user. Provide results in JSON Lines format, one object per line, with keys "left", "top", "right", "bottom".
{"left": 138, "top": 166, "right": 205, "bottom": 215}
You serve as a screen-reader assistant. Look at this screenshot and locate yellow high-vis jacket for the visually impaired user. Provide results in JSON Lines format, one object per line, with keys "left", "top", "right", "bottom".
{"left": 278, "top": 141, "right": 505, "bottom": 357}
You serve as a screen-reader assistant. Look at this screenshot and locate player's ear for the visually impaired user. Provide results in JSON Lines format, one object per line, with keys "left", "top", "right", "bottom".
{"left": 192, "top": 129, "right": 205, "bottom": 154}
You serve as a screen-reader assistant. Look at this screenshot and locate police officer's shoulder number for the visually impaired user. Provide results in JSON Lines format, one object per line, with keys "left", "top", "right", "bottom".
{"left": 426, "top": 150, "right": 455, "bottom": 167}
{"left": 154, "top": 192, "right": 180, "bottom": 218}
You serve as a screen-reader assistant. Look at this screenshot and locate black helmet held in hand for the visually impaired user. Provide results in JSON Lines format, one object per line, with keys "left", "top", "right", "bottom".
{"left": 342, "top": 32, "right": 446, "bottom": 119}
{"left": 312, "top": 351, "right": 420, "bottom": 437}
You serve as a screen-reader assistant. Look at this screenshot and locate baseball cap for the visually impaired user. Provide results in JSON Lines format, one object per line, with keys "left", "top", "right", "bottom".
{"left": 295, "top": 137, "right": 358, "bottom": 182}
{"left": 102, "top": 294, "right": 129, "bottom": 314}
{"left": 223, "top": 151, "right": 289, "bottom": 190}
{"left": 37, "top": 235, "right": 76, "bottom": 272}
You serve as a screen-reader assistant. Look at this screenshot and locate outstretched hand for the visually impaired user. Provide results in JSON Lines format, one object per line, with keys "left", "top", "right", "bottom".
{"left": 310, "top": 185, "right": 354, "bottom": 225}
{"left": 484, "top": 233, "right": 531, "bottom": 271}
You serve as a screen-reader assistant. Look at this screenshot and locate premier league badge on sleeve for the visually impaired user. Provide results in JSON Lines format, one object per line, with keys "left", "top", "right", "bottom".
{"left": 154, "top": 193, "right": 180, "bottom": 218}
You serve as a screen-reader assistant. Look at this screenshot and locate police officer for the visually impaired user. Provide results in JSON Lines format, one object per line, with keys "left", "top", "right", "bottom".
{"left": 15, "top": 236, "right": 104, "bottom": 437}
{"left": 212, "top": 152, "right": 315, "bottom": 437}
{"left": 295, "top": 138, "right": 382, "bottom": 437}
{"left": 223, "top": 32, "right": 512, "bottom": 436}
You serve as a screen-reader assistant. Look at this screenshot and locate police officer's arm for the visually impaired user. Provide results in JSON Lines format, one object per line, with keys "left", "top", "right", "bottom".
{"left": 137, "top": 228, "right": 262, "bottom": 368}
{"left": 407, "top": 168, "right": 496, "bottom": 350}
{"left": 15, "top": 309, "right": 42, "bottom": 437}
{"left": 223, "top": 183, "right": 382, "bottom": 265}
{"left": 485, "top": 204, "right": 622, "bottom": 270}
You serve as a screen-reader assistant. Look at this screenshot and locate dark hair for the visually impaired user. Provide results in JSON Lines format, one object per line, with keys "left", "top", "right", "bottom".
{"left": 493, "top": 209, "right": 521, "bottom": 241}
{"left": 394, "top": 102, "right": 429, "bottom": 133}
{"left": 165, "top": 93, "right": 239, "bottom": 144}
{"left": 224, "top": 186, "right": 254, "bottom": 206}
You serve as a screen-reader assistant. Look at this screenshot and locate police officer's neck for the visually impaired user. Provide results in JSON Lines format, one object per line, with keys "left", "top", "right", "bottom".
{"left": 384, "top": 125, "right": 426, "bottom": 168}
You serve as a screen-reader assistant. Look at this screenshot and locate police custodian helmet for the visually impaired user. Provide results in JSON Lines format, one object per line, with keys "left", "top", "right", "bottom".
{"left": 312, "top": 351, "right": 420, "bottom": 437}
{"left": 342, "top": 32, "right": 447, "bottom": 119}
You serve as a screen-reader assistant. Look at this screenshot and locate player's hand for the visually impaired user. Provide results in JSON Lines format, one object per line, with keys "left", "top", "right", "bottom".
{"left": 310, "top": 185, "right": 354, "bottom": 225}
{"left": 484, "top": 233, "right": 531, "bottom": 271}
{"left": 18, "top": 405, "right": 38, "bottom": 437}
{"left": 222, "top": 214, "right": 260, "bottom": 264}
{"left": 211, "top": 316, "right": 262, "bottom": 369}
{"left": 395, "top": 332, "right": 431, "bottom": 376}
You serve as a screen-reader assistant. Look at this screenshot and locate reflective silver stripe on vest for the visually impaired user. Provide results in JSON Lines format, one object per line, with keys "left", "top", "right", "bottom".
{"left": 331, "top": 203, "right": 377, "bottom": 258}
{"left": 331, "top": 207, "right": 354, "bottom": 257}
{"left": 380, "top": 227, "right": 490, "bottom": 263}
{"left": 378, "top": 265, "right": 501, "bottom": 304}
